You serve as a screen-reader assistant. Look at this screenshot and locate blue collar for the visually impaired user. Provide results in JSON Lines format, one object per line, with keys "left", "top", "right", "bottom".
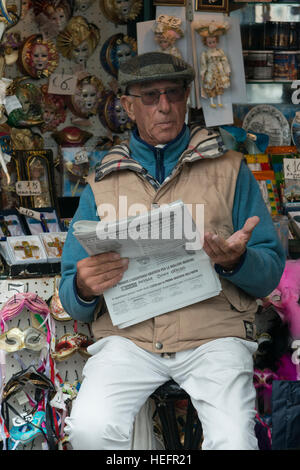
{"left": 129, "top": 124, "right": 190, "bottom": 183}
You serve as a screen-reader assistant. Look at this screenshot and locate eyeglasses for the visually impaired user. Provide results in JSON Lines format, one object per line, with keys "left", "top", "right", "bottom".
{"left": 127, "top": 86, "right": 186, "bottom": 106}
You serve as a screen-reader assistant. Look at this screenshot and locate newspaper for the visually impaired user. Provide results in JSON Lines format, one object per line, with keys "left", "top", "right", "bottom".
{"left": 73, "top": 200, "right": 221, "bottom": 328}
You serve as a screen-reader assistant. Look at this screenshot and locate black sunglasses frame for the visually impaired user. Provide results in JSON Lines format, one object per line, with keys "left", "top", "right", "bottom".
{"left": 126, "top": 86, "right": 187, "bottom": 106}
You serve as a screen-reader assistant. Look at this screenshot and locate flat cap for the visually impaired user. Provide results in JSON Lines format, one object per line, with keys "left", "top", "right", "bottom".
{"left": 118, "top": 52, "right": 195, "bottom": 93}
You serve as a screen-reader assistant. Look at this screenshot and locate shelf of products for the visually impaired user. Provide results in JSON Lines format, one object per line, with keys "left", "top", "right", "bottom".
{"left": 231, "top": 2, "right": 300, "bottom": 103}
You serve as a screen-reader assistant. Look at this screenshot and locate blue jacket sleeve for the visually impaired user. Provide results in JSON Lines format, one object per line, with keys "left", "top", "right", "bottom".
{"left": 215, "top": 160, "right": 286, "bottom": 298}
{"left": 59, "top": 185, "right": 101, "bottom": 322}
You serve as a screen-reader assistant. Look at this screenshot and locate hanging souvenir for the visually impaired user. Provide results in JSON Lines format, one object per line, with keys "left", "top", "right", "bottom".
{"left": 0, "top": 0, "right": 19, "bottom": 30}
{"left": 56, "top": 16, "right": 100, "bottom": 68}
{"left": 98, "top": 90, "right": 133, "bottom": 133}
{"left": 194, "top": 20, "right": 231, "bottom": 109}
{"left": 32, "top": 0, "right": 74, "bottom": 39}
{"left": 152, "top": 14, "right": 184, "bottom": 59}
{"left": 0, "top": 1, "right": 20, "bottom": 80}
{"left": 100, "top": 33, "right": 137, "bottom": 78}
{"left": 6, "top": 78, "right": 44, "bottom": 128}
{"left": 11, "top": 128, "right": 44, "bottom": 150}
{"left": 74, "top": 0, "right": 95, "bottom": 12}
{"left": 40, "top": 84, "right": 66, "bottom": 133}
{"left": 0, "top": 153, "right": 22, "bottom": 209}
{"left": 65, "top": 74, "right": 104, "bottom": 119}
{"left": 20, "top": 149, "right": 57, "bottom": 209}
{"left": 18, "top": 34, "right": 59, "bottom": 79}
{"left": 0, "top": 32, "right": 22, "bottom": 66}
{"left": 99, "top": 0, "right": 142, "bottom": 25}
{"left": 52, "top": 126, "right": 92, "bottom": 146}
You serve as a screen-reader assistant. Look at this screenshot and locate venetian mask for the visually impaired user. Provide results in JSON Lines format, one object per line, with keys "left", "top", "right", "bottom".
{"left": 66, "top": 74, "right": 104, "bottom": 119}
{"left": 52, "top": 126, "right": 92, "bottom": 147}
{"left": 56, "top": 16, "right": 100, "bottom": 68}
{"left": 99, "top": 0, "right": 142, "bottom": 24}
{"left": 40, "top": 85, "right": 66, "bottom": 133}
{"left": 74, "top": 0, "right": 95, "bottom": 12}
{"left": 6, "top": 79, "right": 44, "bottom": 128}
{"left": 18, "top": 34, "right": 59, "bottom": 79}
{"left": 0, "top": 32, "right": 21, "bottom": 66}
{"left": 98, "top": 91, "right": 133, "bottom": 134}
{"left": 100, "top": 33, "right": 136, "bottom": 78}
{"left": 33, "top": 0, "right": 74, "bottom": 38}
{"left": 11, "top": 128, "right": 44, "bottom": 150}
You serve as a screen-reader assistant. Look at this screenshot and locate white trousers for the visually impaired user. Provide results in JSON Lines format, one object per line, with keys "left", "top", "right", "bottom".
{"left": 65, "top": 335, "right": 258, "bottom": 450}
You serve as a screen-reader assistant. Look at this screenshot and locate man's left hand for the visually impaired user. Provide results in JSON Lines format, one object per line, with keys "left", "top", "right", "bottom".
{"left": 203, "top": 216, "right": 260, "bottom": 271}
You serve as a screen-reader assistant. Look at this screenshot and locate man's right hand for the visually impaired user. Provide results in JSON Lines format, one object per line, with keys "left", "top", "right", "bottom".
{"left": 76, "top": 252, "right": 129, "bottom": 301}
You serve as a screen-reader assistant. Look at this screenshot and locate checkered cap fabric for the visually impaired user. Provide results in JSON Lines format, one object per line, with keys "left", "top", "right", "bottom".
{"left": 118, "top": 52, "right": 195, "bottom": 92}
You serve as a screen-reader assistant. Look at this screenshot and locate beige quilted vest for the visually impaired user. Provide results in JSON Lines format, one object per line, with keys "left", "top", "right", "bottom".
{"left": 86, "top": 135, "right": 258, "bottom": 353}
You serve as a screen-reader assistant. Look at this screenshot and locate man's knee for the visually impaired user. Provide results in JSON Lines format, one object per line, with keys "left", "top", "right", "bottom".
{"left": 65, "top": 413, "right": 132, "bottom": 450}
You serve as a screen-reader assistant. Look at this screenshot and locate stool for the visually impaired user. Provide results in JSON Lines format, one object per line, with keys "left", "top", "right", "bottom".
{"left": 151, "top": 380, "right": 203, "bottom": 450}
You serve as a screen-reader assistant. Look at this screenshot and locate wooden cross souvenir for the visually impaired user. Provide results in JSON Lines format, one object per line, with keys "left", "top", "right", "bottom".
{"left": 47, "top": 237, "right": 64, "bottom": 257}
{"left": 14, "top": 240, "right": 40, "bottom": 259}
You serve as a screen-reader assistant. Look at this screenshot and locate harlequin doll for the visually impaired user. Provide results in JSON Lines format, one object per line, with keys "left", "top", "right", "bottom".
{"left": 56, "top": 16, "right": 100, "bottom": 68}
{"left": 40, "top": 85, "right": 66, "bottom": 133}
{"left": 66, "top": 74, "right": 104, "bottom": 119}
{"left": 153, "top": 15, "right": 184, "bottom": 59}
{"left": 33, "top": 0, "right": 74, "bottom": 38}
{"left": 194, "top": 20, "right": 231, "bottom": 109}
{"left": 100, "top": 33, "right": 137, "bottom": 78}
{"left": 19, "top": 34, "right": 59, "bottom": 79}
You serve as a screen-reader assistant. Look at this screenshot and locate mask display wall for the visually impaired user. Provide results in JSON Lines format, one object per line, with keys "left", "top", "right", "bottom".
{"left": 100, "top": 33, "right": 137, "bottom": 78}
{"left": 18, "top": 34, "right": 59, "bottom": 79}
{"left": 0, "top": 0, "right": 130, "bottom": 214}
{"left": 99, "top": 0, "right": 142, "bottom": 25}
{"left": 56, "top": 16, "right": 100, "bottom": 68}
{"left": 66, "top": 74, "right": 104, "bottom": 119}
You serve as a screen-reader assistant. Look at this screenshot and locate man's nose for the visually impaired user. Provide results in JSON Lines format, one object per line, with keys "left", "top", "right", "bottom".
{"left": 157, "top": 92, "right": 171, "bottom": 112}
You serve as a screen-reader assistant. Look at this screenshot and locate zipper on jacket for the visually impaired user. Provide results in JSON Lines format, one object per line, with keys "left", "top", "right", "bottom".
{"left": 155, "top": 148, "right": 165, "bottom": 183}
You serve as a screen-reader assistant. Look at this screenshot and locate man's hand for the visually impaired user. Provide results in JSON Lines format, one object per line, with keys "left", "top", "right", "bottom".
{"left": 203, "top": 216, "right": 260, "bottom": 271}
{"left": 76, "top": 252, "right": 129, "bottom": 301}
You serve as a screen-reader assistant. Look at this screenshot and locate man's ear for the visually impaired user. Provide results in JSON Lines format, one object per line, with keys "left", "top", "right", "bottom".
{"left": 120, "top": 95, "right": 136, "bottom": 122}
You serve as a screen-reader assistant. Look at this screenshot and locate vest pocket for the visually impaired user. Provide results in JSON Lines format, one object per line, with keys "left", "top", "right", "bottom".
{"left": 220, "top": 278, "right": 258, "bottom": 313}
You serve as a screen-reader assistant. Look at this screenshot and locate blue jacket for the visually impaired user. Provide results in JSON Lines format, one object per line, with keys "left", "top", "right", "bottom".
{"left": 59, "top": 125, "right": 286, "bottom": 322}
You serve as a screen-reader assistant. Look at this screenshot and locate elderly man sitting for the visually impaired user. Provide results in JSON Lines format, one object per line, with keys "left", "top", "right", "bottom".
{"left": 59, "top": 52, "right": 285, "bottom": 450}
